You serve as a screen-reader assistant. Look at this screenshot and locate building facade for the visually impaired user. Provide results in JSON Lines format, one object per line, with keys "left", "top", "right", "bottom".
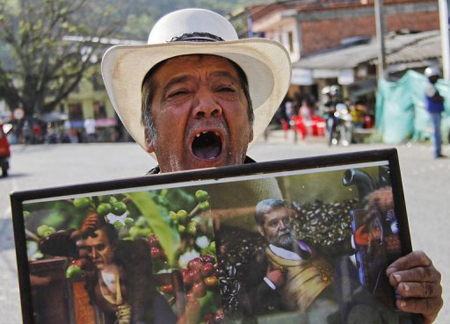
{"left": 231, "top": 0, "right": 440, "bottom": 114}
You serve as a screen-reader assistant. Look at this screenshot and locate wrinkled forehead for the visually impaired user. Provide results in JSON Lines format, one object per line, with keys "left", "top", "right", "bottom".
{"left": 264, "top": 206, "right": 293, "bottom": 220}
{"left": 142, "top": 54, "right": 244, "bottom": 88}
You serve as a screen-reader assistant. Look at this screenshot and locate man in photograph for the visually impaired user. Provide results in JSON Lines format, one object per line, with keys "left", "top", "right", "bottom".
{"left": 240, "top": 199, "right": 337, "bottom": 316}
{"left": 101, "top": 8, "right": 442, "bottom": 323}
{"left": 239, "top": 198, "right": 403, "bottom": 323}
{"left": 39, "top": 215, "right": 177, "bottom": 324}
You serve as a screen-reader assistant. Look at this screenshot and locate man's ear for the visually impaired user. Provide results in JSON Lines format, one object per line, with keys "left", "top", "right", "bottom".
{"left": 144, "top": 129, "right": 155, "bottom": 154}
{"left": 257, "top": 225, "right": 265, "bottom": 237}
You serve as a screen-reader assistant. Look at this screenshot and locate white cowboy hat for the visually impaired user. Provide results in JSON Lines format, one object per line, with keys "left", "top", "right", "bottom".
{"left": 101, "top": 8, "right": 292, "bottom": 158}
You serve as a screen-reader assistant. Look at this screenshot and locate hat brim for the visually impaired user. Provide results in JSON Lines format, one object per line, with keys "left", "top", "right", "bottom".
{"left": 101, "top": 39, "right": 292, "bottom": 159}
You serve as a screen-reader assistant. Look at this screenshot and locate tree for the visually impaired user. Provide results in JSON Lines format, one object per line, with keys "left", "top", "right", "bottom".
{"left": 0, "top": 0, "right": 122, "bottom": 117}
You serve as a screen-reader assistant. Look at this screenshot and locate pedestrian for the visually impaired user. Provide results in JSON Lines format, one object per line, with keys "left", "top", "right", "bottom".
{"left": 21, "top": 121, "right": 31, "bottom": 144}
{"left": 424, "top": 67, "right": 446, "bottom": 158}
{"left": 32, "top": 122, "right": 43, "bottom": 144}
{"left": 84, "top": 118, "right": 97, "bottom": 143}
{"left": 351, "top": 99, "right": 367, "bottom": 129}
{"left": 101, "top": 8, "right": 443, "bottom": 323}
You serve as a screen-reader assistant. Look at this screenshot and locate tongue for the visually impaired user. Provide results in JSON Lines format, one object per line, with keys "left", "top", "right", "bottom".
{"left": 192, "top": 133, "right": 222, "bottom": 159}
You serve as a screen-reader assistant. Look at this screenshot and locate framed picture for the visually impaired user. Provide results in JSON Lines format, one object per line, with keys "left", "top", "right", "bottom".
{"left": 11, "top": 149, "right": 420, "bottom": 324}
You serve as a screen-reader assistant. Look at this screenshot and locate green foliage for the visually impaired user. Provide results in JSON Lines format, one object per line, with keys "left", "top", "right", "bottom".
{"left": 116, "top": 0, "right": 272, "bottom": 40}
{"left": 0, "top": 0, "right": 123, "bottom": 116}
{"left": 126, "top": 192, "right": 181, "bottom": 265}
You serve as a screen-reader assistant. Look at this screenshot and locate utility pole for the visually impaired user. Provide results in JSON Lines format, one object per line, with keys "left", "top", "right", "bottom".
{"left": 439, "top": 0, "right": 450, "bottom": 81}
{"left": 374, "top": 0, "right": 387, "bottom": 80}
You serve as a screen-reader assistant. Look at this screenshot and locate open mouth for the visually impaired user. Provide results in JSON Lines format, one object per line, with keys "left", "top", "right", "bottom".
{"left": 192, "top": 131, "right": 222, "bottom": 160}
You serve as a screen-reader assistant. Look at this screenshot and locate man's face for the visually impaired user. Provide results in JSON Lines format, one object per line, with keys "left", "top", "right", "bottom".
{"left": 144, "top": 55, "right": 253, "bottom": 172}
{"left": 259, "top": 206, "right": 294, "bottom": 249}
{"left": 429, "top": 75, "right": 438, "bottom": 84}
{"left": 83, "top": 229, "right": 115, "bottom": 270}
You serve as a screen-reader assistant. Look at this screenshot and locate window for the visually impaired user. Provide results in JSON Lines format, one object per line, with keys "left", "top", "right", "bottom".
{"left": 68, "top": 103, "right": 83, "bottom": 120}
{"left": 94, "top": 102, "right": 107, "bottom": 119}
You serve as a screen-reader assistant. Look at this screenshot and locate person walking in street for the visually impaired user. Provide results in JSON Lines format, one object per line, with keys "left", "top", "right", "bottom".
{"left": 424, "top": 66, "right": 446, "bottom": 158}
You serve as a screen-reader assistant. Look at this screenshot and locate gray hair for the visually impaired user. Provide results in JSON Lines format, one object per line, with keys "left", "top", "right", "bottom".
{"left": 140, "top": 55, "right": 254, "bottom": 144}
{"left": 254, "top": 199, "right": 288, "bottom": 226}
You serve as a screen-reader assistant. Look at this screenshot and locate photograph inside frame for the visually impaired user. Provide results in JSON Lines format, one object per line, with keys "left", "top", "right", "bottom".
{"left": 19, "top": 160, "right": 414, "bottom": 324}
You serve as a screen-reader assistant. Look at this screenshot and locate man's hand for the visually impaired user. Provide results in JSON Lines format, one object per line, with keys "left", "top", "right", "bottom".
{"left": 266, "top": 266, "right": 284, "bottom": 288}
{"left": 386, "top": 251, "right": 442, "bottom": 324}
{"left": 70, "top": 213, "right": 98, "bottom": 245}
{"left": 81, "top": 213, "right": 98, "bottom": 230}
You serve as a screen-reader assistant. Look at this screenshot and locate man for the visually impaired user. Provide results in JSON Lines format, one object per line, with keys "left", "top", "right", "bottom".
{"left": 424, "top": 67, "right": 446, "bottom": 158}
{"left": 240, "top": 199, "right": 338, "bottom": 319}
{"left": 101, "top": 8, "right": 442, "bottom": 323}
{"left": 321, "top": 85, "right": 345, "bottom": 146}
{"left": 40, "top": 216, "right": 177, "bottom": 324}
{"left": 240, "top": 198, "right": 408, "bottom": 324}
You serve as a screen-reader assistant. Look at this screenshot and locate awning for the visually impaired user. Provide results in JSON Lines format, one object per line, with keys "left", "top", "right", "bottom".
{"left": 292, "top": 30, "right": 440, "bottom": 79}
{"left": 40, "top": 112, "right": 68, "bottom": 122}
{"left": 95, "top": 118, "right": 117, "bottom": 127}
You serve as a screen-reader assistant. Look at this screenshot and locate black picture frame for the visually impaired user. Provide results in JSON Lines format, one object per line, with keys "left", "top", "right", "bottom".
{"left": 10, "top": 148, "right": 421, "bottom": 324}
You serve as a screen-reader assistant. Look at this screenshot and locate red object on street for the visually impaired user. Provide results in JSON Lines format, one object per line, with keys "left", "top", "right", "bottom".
{"left": 0, "top": 125, "right": 11, "bottom": 157}
{"left": 364, "top": 116, "right": 374, "bottom": 129}
{"left": 292, "top": 115, "right": 326, "bottom": 139}
{"left": 0, "top": 124, "right": 11, "bottom": 176}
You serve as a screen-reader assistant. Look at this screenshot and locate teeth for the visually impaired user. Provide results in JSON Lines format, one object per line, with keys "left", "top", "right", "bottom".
{"left": 195, "top": 131, "right": 220, "bottom": 137}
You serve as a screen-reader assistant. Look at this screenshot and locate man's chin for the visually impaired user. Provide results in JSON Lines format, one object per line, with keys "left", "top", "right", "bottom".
{"left": 277, "top": 235, "right": 294, "bottom": 249}
{"left": 94, "top": 262, "right": 104, "bottom": 270}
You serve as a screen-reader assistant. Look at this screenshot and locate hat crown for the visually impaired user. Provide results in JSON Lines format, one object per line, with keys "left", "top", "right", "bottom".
{"left": 148, "top": 8, "right": 238, "bottom": 44}
{"left": 425, "top": 66, "right": 440, "bottom": 77}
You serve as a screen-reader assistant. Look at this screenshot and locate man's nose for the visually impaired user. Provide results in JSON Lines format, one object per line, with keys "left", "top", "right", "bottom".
{"left": 90, "top": 248, "right": 97, "bottom": 259}
{"left": 278, "top": 220, "right": 286, "bottom": 230}
{"left": 192, "top": 88, "right": 222, "bottom": 119}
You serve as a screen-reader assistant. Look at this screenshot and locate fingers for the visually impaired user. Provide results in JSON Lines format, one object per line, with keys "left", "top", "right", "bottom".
{"left": 386, "top": 251, "right": 443, "bottom": 324}
{"left": 70, "top": 229, "right": 82, "bottom": 239}
{"left": 396, "top": 281, "right": 442, "bottom": 299}
{"left": 81, "top": 214, "right": 98, "bottom": 230}
{"left": 395, "top": 297, "right": 443, "bottom": 324}
{"left": 386, "top": 251, "right": 432, "bottom": 276}
{"left": 388, "top": 264, "right": 441, "bottom": 288}
{"left": 266, "top": 269, "right": 284, "bottom": 287}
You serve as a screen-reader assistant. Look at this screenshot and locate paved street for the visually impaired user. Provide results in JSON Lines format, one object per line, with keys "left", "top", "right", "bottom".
{"left": 0, "top": 132, "right": 449, "bottom": 323}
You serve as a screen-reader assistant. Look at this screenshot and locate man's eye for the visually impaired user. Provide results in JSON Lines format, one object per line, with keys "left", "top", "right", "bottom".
{"left": 217, "top": 86, "right": 235, "bottom": 93}
{"left": 97, "top": 244, "right": 105, "bottom": 251}
{"left": 168, "top": 90, "right": 189, "bottom": 98}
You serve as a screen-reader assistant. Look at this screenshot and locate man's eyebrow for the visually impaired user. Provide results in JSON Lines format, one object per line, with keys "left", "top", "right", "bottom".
{"left": 161, "top": 75, "right": 195, "bottom": 98}
{"left": 210, "top": 70, "right": 240, "bottom": 84}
